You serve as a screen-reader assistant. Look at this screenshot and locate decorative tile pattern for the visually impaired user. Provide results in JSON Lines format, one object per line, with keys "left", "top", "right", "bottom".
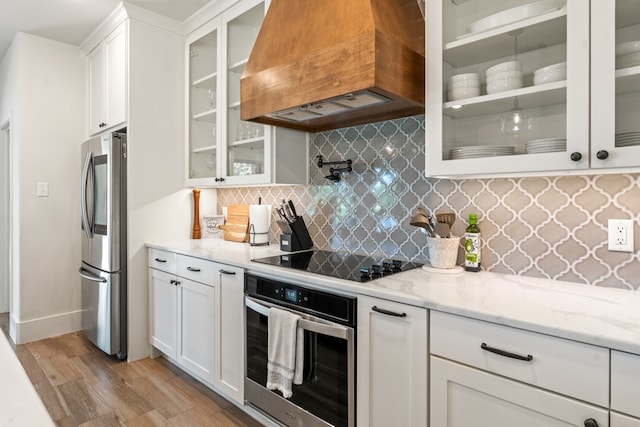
{"left": 217, "top": 116, "right": 640, "bottom": 291}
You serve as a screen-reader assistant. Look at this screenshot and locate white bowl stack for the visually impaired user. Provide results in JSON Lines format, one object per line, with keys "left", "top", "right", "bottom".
{"left": 533, "top": 62, "right": 567, "bottom": 85}
{"left": 448, "top": 73, "right": 480, "bottom": 101}
{"left": 485, "top": 61, "right": 523, "bottom": 94}
{"left": 616, "top": 40, "right": 640, "bottom": 69}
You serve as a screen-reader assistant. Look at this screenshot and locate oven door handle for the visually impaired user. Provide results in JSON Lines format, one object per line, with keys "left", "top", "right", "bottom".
{"left": 245, "top": 296, "right": 350, "bottom": 340}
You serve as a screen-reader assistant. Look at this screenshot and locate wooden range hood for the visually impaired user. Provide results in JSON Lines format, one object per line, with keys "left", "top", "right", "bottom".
{"left": 240, "top": 0, "right": 425, "bottom": 133}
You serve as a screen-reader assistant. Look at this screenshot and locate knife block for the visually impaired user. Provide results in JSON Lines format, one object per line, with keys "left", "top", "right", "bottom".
{"left": 280, "top": 216, "right": 313, "bottom": 252}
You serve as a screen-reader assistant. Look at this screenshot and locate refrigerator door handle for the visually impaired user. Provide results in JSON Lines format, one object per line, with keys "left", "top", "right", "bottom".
{"left": 79, "top": 267, "right": 107, "bottom": 283}
{"left": 81, "top": 151, "right": 94, "bottom": 239}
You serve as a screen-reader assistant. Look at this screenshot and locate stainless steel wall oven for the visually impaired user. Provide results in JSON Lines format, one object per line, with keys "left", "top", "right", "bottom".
{"left": 244, "top": 273, "right": 356, "bottom": 427}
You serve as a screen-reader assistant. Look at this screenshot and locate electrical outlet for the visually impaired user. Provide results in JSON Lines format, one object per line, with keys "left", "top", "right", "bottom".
{"left": 608, "top": 219, "right": 634, "bottom": 252}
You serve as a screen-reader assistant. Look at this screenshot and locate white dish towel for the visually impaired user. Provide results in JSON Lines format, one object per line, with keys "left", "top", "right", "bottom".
{"left": 266, "top": 307, "right": 304, "bottom": 398}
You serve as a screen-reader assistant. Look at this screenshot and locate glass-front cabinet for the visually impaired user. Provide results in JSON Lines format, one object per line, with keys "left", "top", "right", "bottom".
{"left": 426, "top": 0, "right": 590, "bottom": 176}
{"left": 592, "top": 0, "right": 640, "bottom": 169}
{"left": 186, "top": 0, "right": 308, "bottom": 187}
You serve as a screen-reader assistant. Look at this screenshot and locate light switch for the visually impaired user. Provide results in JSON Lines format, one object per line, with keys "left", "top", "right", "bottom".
{"left": 37, "top": 182, "right": 49, "bottom": 197}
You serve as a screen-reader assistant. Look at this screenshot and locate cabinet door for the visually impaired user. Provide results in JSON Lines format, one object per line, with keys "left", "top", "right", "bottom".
{"left": 186, "top": 21, "right": 220, "bottom": 185}
{"left": 88, "top": 43, "right": 105, "bottom": 136}
{"left": 220, "top": 0, "right": 270, "bottom": 186}
{"left": 612, "top": 412, "right": 640, "bottom": 427}
{"left": 214, "top": 263, "right": 244, "bottom": 403}
{"left": 430, "top": 356, "right": 609, "bottom": 427}
{"left": 426, "top": 0, "right": 590, "bottom": 176}
{"left": 591, "top": 0, "right": 640, "bottom": 168}
{"left": 357, "top": 295, "right": 427, "bottom": 427}
{"left": 178, "top": 278, "right": 215, "bottom": 384}
{"left": 149, "top": 269, "right": 178, "bottom": 358}
{"left": 104, "top": 22, "right": 126, "bottom": 131}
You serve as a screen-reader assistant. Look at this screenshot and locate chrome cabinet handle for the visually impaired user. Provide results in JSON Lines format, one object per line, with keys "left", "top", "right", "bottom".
{"left": 186, "top": 267, "right": 201, "bottom": 272}
{"left": 372, "top": 306, "right": 407, "bottom": 318}
{"left": 154, "top": 258, "right": 167, "bottom": 263}
{"left": 219, "top": 269, "right": 236, "bottom": 275}
{"left": 481, "top": 342, "right": 533, "bottom": 362}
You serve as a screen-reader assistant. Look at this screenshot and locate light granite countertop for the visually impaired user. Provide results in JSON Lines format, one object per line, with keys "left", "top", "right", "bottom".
{"left": 147, "top": 239, "right": 640, "bottom": 355}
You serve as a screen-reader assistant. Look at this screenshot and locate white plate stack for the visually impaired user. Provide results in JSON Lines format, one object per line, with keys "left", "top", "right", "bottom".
{"left": 615, "top": 132, "right": 640, "bottom": 147}
{"left": 448, "top": 73, "right": 480, "bottom": 101}
{"left": 533, "top": 62, "right": 567, "bottom": 85}
{"left": 525, "top": 138, "right": 567, "bottom": 153}
{"left": 450, "top": 145, "right": 515, "bottom": 160}
{"left": 616, "top": 41, "right": 640, "bottom": 69}
{"left": 485, "top": 61, "right": 523, "bottom": 94}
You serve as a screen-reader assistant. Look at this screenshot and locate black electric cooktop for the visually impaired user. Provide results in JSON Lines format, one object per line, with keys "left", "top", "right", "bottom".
{"left": 251, "top": 250, "right": 422, "bottom": 283}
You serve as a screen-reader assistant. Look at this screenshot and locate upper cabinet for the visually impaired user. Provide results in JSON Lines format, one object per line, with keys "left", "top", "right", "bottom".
{"left": 591, "top": 0, "right": 640, "bottom": 169}
{"left": 186, "top": 0, "right": 308, "bottom": 187}
{"left": 427, "top": 0, "right": 640, "bottom": 177}
{"left": 88, "top": 22, "right": 127, "bottom": 136}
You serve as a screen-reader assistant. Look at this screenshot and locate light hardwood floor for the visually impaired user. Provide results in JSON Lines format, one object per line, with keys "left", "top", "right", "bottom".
{"left": 0, "top": 313, "right": 264, "bottom": 427}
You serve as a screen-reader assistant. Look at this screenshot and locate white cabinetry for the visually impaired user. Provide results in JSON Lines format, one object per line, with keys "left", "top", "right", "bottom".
{"left": 357, "top": 295, "right": 427, "bottom": 427}
{"left": 426, "top": 0, "right": 640, "bottom": 176}
{"left": 214, "top": 264, "right": 244, "bottom": 404}
{"left": 430, "top": 311, "right": 609, "bottom": 426}
{"left": 148, "top": 248, "right": 245, "bottom": 403}
{"left": 611, "top": 350, "right": 640, "bottom": 426}
{"left": 88, "top": 21, "right": 126, "bottom": 136}
{"left": 149, "top": 250, "right": 215, "bottom": 384}
{"left": 185, "top": 0, "right": 308, "bottom": 187}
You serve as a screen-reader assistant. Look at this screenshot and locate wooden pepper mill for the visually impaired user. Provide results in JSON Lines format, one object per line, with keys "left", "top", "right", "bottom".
{"left": 192, "top": 188, "right": 201, "bottom": 239}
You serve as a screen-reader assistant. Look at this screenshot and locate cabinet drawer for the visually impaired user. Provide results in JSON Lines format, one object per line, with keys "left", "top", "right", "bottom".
{"left": 612, "top": 350, "right": 640, "bottom": 418}
{"left": 430, "top": 311, "right": 609, "bottom": 406}
{"left": 148, "top": 249, "right": 177, "bottom": 274}
{"left": 177, "top": 255, "right": 215, "bottom": 285}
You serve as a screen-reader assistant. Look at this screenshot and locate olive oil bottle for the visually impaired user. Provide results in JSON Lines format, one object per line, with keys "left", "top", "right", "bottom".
{"left": 464, "top": 214, "right": 481, "bottom": 272}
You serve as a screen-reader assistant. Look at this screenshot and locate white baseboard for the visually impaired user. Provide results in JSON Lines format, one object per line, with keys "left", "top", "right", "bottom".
{"left": 13, "top": 310, "right": 81, "bottom": 344}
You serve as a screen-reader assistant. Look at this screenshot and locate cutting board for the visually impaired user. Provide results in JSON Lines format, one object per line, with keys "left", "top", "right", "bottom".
{"left": 219, "top": 205, "right": 250, "bottom": 242}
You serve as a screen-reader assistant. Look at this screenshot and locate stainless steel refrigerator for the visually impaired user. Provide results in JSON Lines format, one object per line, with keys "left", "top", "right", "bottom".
{"left": 79, "top": 132, "right": 127, "bottom": 359}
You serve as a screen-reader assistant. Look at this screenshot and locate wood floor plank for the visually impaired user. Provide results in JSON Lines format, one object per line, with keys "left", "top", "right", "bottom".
{"left": 15, "top": 343, "right": 49, "bottom": 384}
{"left": 78, "top": 412, "right": 122, "bottom": 427}
{"left": 129, "top": 376, "right": 192, "bottom": 419}
{"left": 27, "top": 337, "right": 65, "bottom": 359}
{"left": 32, "top": 380, "right": 70, "bottom": 421}
{"left": 165, "top": 375, "right": 226, "bottom": 416}
{"left": 168, "top": 406, "right": 219, "bottom": 426}
{"left": 39, "top": 353, "right": 84, "bottom": 386}
{"left": 126, "top": 409, "right": 171, "bottom": 427}
{"left": 56, "top": 379, "right": 103, "bottom": 424}
{"left": 57, "top": 332, "right": 91, "bottom": 358}
{"left": 89, "top": 378, "right": 154, "bottom": 421}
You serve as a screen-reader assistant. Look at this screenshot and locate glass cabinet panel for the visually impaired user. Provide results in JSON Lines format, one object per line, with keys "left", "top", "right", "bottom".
{"left": 225, "top": 3, "right": 265, "bottom": 180}
{"left": 427, "top": 0, "right": 589, "bottom": 176}
{"left": 613, "top": 1, "right": 640, "bottom": 151}
{"left": 188, "top": 30, "right": 218, "bottom": 180}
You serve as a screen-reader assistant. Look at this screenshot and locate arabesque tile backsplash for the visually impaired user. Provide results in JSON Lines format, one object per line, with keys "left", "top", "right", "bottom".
{"left": 218, "top": 115, "right": 640, "bottom": 290}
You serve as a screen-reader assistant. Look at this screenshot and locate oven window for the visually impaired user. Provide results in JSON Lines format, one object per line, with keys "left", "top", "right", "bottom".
{"left": 246, "top": 308, "right": 349, "bottom": 427}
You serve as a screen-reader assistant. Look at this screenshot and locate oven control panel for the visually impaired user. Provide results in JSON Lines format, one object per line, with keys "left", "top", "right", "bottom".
{"left": 245, "top": 274, "right": 356, "bottom": 326}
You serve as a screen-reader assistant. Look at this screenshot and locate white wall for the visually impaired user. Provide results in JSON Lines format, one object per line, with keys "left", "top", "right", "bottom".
{"left": 0, "top": 125, "right": 9, "bottom": 313}
{"left": 0, "top": 33, "right": 85, "bottom": 342}
{"left": 126, "top": 18, "right": 217, "bottom": 361}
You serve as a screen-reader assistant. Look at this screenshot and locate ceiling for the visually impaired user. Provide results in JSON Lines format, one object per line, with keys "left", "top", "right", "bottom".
{"left": 0, "top": 0, "right": 212, "bottom": 61}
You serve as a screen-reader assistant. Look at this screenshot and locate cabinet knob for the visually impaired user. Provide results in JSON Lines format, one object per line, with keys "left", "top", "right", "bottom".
{"left": 584, "top": 419, "right": 598, "bottom": 427}
{"left": 570, "top": 152, "right": 582, "bottom": 161}
{"left": 596, "top": 150, "right": 609, "bottom": 160}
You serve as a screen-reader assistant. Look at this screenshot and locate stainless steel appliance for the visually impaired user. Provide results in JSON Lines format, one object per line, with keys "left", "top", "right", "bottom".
{"left": 79, "top": 132, "right": 127, "bottom": 359}
{"left": 245, "top": 273, "right": 356, "bottom": 427}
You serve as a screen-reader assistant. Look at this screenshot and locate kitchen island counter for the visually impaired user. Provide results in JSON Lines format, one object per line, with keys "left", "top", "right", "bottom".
{"left": 147, "top": 239, "right": 640, "bottom": 355}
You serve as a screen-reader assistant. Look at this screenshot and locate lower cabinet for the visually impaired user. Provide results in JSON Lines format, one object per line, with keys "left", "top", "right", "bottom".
{"left": 430, "top": 357, "right": 609, "bottom": 427}
{"left": 214, "top": 264, "right": 244, "bottom": 404}
{"left": 148, "top": 249, "right": 244, "bottom": 404}
{"left": 357, "top": 295, "right": 427, "bottom": 427}
{"left": 611, "top": 350, "right": 640, "bottom": 426}
{"left": 177, "top": 278, "right": 215, "bottom": 384}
